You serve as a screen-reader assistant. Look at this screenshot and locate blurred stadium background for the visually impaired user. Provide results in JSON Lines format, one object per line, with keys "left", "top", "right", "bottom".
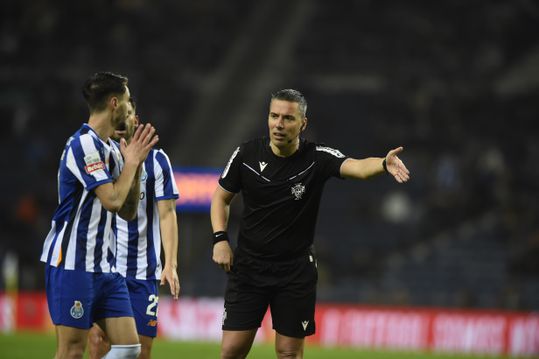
{"left": 1, "top": 0, "right": 538, "bottom": 357}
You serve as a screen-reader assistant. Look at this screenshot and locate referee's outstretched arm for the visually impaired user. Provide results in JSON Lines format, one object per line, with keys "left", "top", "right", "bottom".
{"left": 340, "top": 146, "right": 410, "bottom": 183}
{"left": 211, "top": 186, "right": 236, "bottom": 272}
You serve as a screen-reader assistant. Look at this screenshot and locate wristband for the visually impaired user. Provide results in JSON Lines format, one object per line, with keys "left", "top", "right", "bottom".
{"left": 213, "top": 231, "right": 229, "bottom": 245}
{"left": 382, "top": 158, "right": 388, "bottom": 173}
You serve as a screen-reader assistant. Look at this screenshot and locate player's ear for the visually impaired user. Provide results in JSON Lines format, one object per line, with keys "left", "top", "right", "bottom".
{"left": 301, "top": 117, "right": 308, "bottom": 131}
{"left": 109, "top": 96, "right": 118, "bottom": 109}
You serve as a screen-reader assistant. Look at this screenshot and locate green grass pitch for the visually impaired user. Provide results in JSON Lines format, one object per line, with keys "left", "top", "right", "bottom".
{"left": 0, "top": 332, "right": 527, "bottom": 358}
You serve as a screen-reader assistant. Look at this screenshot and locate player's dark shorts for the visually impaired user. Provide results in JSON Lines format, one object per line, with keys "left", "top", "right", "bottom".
{"left": 222, "top": 249, "right": 318, "bottom": 338}
{"left": 125, "top": 278, "right": 159, "bottom": 338}
{"left": 45, "top": 265, "right": 133, "bottom": 329}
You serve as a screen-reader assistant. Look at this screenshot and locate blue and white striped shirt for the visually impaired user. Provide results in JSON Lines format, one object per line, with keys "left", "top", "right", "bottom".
{"left": 112, "top": 148, "right": 179, "bottom": 280}
{"left": 41, "top": 124, "right": 122, "bottom": 272}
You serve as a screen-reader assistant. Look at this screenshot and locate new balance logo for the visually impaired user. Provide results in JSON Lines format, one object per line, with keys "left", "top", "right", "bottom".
{"left": 301, "top": 320, "right": 309, "bottom": 331}
{"left": 259, "top": 161, "right": 268, "bottom": 172}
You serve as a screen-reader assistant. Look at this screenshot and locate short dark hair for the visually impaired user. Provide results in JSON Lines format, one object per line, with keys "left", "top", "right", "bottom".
{"left": 271, "top": 89, "right": 307, "bottom": 118}
{"left": 82, "top": 72, "right": 128, "bottom": 113}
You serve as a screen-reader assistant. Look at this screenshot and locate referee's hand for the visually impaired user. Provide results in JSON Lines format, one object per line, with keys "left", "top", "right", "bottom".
{"left": 213, "top": 241, "right": 234, "bottom": 272}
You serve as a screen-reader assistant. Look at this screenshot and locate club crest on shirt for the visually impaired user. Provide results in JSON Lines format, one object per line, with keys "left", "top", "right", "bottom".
{"left": 70, "top": 300, "right": 84, "bottom": 319}
{"left": 291, "top": 183, "right": 306, "bottom": 200}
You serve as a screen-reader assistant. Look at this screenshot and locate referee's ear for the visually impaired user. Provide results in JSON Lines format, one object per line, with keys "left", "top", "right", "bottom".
{"left": 301, "top": 117, "right": 308, "bottom": 131}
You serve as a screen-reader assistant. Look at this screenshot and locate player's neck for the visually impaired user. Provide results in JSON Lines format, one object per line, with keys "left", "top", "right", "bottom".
{"left": 87, "top": 112, "right": 114, "bottom": 141}
{"left": 270, "top": 139, "right": 300, "bottom": 157}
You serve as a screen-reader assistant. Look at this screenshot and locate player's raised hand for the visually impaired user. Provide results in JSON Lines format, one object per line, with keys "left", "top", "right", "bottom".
{"left": 385, "top": 146, "right": 410, "bottom": 183}
{"left": 161, "top": 265, "right": 180, "bottom": 300}
{"left": 213, "top": 241, "right": 234, "bottom": 272}
{"left": 121, "top": 123, "right": 159, "bottom": 165}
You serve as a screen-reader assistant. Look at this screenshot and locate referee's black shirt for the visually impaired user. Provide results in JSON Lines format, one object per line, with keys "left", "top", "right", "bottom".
{"left": 219, "top": 137, "right": 348, "bottom": 261}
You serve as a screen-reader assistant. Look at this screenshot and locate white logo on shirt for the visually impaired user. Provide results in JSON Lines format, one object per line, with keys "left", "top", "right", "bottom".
{"left": 84, "top": 152, "right": 101, "bottom": 165}
{"left": 259, "top": 161, "right": 268, "bottom": 172}
{"left": 291, "top": 183, "right": 306, "bottom": 200}
{"left": 302, "top": 320, "right": 309, "bottom": 331}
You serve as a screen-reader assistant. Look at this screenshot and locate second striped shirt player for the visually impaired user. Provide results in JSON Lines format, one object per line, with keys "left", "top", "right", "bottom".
{"left": 88, "top": 98, "right": 180, "bottom": 359}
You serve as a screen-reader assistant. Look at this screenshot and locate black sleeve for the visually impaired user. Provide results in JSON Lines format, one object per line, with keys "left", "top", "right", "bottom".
{"left": 315, "top": 144, "right": 349, "bottom": 180}
{"left": 218, "top": 145, "right": 243, "bottom": 193}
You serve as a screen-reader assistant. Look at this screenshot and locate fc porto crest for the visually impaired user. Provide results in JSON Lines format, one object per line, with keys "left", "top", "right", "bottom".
{"left": 291, "top": 183, "right": 306, "bottom": 200}
{"left": 70, "top": 300, "right": 84, "bottom": 319}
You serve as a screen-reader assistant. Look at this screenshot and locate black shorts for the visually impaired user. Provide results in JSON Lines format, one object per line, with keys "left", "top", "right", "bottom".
{"left": 222, "top": 250, "right": 318, "bottom": 338}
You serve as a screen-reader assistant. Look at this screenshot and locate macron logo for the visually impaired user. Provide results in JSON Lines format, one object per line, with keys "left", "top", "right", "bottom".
{"left": 302, "top": 320, "right": 309, "bottom": 331}
{"left": 259, "top": 161, "right": 268, "bottom": 172}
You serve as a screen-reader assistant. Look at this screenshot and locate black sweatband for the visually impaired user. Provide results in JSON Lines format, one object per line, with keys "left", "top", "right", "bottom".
{"left": 382, "top": 158, "right": 388, "bottom": 173}
{"left": 213, "top": 231, "right": 229, "bottom": 245}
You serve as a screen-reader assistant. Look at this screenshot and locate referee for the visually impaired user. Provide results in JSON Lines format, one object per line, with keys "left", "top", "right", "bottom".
{"left": 211, "top": 89, "right": 410, "bottom": 359}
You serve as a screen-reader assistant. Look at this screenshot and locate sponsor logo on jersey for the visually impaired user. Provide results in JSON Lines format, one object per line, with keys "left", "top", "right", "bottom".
{"left": 70, "top": 300, "right": 84, "bottom": 319}
{"left": 84, "top": 152, "right": 101, "bottom": 165}
{"left": 302, "top": 320, "right": 309, "bottom": 331}
{"left": 84, "top": 151, "right": 106, "bottom": 174}
{"left": 84, "top": 161, "right": 105, "bottom": 174}
{"left": 259, "top": 161, "right": 268, "bottom": 172}
{"left": 291, "top": 183, "right": 306, "bottom": 200}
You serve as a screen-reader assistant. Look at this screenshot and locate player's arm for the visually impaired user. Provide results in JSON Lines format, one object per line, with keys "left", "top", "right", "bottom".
{"left": 95, "top": 124, "right": 158, "bottom": 213}
{"left": 158, "top": 198, "right": 180, "bottom": 299}
{"left": 340, "top": 146, "right": 410, "bottom": 183}
{"left": 211, "top": 185, "right": 236, "bottom": 272}
{"left": 117, "top": 165, "right": 142, "bottom": 221}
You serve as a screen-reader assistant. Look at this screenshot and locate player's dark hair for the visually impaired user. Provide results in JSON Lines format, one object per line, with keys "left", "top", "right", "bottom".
{"left": 82, "top": 72, "right": 128, "bottom": 113}
{"left": 271, "top": 89, "right": 307, "bottom": 118}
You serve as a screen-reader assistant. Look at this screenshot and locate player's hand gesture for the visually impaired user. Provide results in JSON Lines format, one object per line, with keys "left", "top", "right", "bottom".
{"left": 385, "top": 147, "right": 410, "bottom": 183}
{"left": 161, "top": 265, "right": 180, "bottom": 300}
{"left": 213, "top": 241, "right": 234, "bottom": 272}
{"left": 121, "top": 123, "right": 159, "bottom": 165}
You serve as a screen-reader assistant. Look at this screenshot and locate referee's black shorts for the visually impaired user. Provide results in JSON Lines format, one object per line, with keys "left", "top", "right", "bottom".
{"left": 222, "top": 249, "right": 318, "bottom": 338}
